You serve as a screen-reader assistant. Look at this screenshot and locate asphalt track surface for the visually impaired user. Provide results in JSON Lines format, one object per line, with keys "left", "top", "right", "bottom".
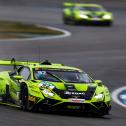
{"left": 0, "top": 0, "right": 126, "bottom": 126}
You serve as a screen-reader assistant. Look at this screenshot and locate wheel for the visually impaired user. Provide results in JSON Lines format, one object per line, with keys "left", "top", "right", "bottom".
{"left": 20, "top": 85, "right": 30, "bottom": 111}
{"left": 2, "top": 85, "right": 10, "bottom": 102}
{"left": 104, "top": 21, "right": 113, "bottom": 26}
{"left": 63, "top": 16, "right": 70, "bottom": 25}
{"left": 63, "top": 18, "right": 69, "bottom": 24}
{"left": 63, "top": 15, "right": 77, "bottom": 25}
{"left": 5, "top": 85, "right": 10, "bottom": 100}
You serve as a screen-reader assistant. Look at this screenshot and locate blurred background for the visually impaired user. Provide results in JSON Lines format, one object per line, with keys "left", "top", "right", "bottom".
{"left": 0, "top": 0, "right": 126, "bottom": 126}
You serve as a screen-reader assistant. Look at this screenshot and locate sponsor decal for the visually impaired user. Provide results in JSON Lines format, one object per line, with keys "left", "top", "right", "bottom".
{"left": 38, "top": 81, "right": 54, "bottom": 89}
{"left": 69, "top": 98, "right": 85, "bottom": 103}
{"left": 28, "top": 96, "right": 36, "bottom": 102}
{"left": 67, "top": 105, "right": 81, "bottom": 109}
{"left": 64, "top": 91, "right": 85, "bottom": 95}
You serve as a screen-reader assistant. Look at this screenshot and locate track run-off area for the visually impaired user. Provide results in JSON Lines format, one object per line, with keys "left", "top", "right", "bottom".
{"left": 0, "top": 0, "right": 126, "bottom": 126}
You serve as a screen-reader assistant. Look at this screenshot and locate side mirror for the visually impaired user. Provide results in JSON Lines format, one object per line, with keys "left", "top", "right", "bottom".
{"left": 94, "top": 80, "right": 103, "bottom": 86}
{"left": 13, "top": 75, "right": 23, "bottom": 80}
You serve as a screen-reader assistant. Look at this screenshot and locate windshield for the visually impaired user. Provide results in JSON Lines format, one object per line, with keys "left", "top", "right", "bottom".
{"left": 33, "top": 69, "right": 93, "bottom": 83}
{"left": 76, "top": 6, "right": 105, "bottom": 12}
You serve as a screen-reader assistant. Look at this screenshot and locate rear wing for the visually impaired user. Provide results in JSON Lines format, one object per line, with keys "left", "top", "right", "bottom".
{"left": 0, "top": 59, "right": 63, "bottom": 67}
{"left": 0, "top": 58, "right": 39, "bottom": 66}
{"left": 63, "top": 2, "right": 75, "bottom": 7}
{"left": 63, "top": 2, "right": 87, "bottom": 7}
{"left": 63, "top": 2, "right": 99, "bottom": 8}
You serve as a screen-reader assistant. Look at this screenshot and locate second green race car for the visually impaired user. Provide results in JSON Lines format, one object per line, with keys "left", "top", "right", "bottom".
{"left": 63, "top": 2, "right": 113, "bottom": 26}
{"left": 0, "top": 59, "right": 111, "bottom": 116}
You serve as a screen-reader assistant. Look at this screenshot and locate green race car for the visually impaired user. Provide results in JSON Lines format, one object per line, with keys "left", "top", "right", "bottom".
{"left": 0, "top": 59, "right": 111, "bottom": 116}
{"left": 63, "top": 2, "right": 113, "bottom": 26}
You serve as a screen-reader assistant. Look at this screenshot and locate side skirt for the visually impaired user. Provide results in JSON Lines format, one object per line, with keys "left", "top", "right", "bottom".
{"left": 0, "top": 101, "right": 20, "bottom": 108}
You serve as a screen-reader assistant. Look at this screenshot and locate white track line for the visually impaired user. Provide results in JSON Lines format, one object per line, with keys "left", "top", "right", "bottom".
{"left": 111, "top": 86, "right": 126, "bottom": 108}
{"left": 0, "top": 25, "right": 71, "bottom": 41}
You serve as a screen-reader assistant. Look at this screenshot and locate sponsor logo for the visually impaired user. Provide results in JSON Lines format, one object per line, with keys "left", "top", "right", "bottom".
{"left": 67, "top": 105, "right": 81, "bottom": 109}
{"left": 69, "top": 98, "right": 85, "bottom": 103}
{"left": 64, "top": 91, "right": 85, "bottom": 95}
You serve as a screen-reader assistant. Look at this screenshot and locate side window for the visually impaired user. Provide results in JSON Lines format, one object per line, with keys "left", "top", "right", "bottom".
{"left": 19, "top": 67, "right": 31, "bottom": 80}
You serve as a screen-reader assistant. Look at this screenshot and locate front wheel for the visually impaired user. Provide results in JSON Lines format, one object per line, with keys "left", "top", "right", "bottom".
{"left": 104, "top": 21, "right": 113, "bottom": 26}
{"left": 2, "top": 85, "right": 10, "bottom": 102}
{"left": 63, "top": 15, "right": 78, "bottom": 25}
{"left": 20, "top": 85, "right": 31, "bottom": 111}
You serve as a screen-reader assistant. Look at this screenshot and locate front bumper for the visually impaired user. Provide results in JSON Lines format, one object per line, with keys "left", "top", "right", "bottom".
{"left": 77, "top": 18, "right": 112, "bottom": 25}
{"left": 36, "top": 98, "right": 111, "bottom": 115}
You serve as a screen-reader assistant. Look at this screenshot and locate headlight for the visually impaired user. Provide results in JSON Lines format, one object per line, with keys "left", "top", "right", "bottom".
{"left": 42, "top": 89, "right": 54, "bottom": 97}
{"left": 95, "top": 93, "right": 104, "bottom": 100}
{"left": 103, "top": 15, "right": 111, "bottom": 19}
{"left": 80, "top": 14, "right": 88, "bottom": 19}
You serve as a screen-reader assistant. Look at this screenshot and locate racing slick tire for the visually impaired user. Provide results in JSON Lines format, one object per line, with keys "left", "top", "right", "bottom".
{"left": 63, "top": 15, "right": 78, "bottom": 25}
{"left": 2, "top": 85, "right": 10, "bottom": 102}
{"left": 5, "top": 85, "right": 10, "bottom": 100}
{"left": 63, "top": 17, "right": 69, "bottom": 25}
{"left": 20, "top": 84, "right": 32, "bottom": 111}
{"left": 104, "top": 21, "right": 113, "bottom": 26}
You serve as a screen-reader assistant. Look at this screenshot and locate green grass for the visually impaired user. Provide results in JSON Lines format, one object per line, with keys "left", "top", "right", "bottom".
{"left": 0, "top": 21, "right": 63, "bottom": 39}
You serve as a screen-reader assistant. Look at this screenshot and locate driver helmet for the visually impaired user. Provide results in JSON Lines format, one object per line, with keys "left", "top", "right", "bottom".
{"left": 37, "top": 71, "right": 47, "bottom": 80}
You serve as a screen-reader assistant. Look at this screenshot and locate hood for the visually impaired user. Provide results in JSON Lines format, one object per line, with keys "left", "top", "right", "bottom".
{"left": 53, "top": 82, "right": 96, "bottom": 91}
{"left": 52, "top": 82, "right": 97, "bottom": 100}
{"left": 35, "top": 80, "right": 97, "bottom": 100}
{"left": 80, "top": 11, "right": 107, "bottom": 18}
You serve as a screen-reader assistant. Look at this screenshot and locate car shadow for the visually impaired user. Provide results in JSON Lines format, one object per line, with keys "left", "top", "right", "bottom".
{"left": 34, "top": 110, "right": 112, "bottom": 120}
{"left": 0, "top": 104, "right": 112, "bottom": 119}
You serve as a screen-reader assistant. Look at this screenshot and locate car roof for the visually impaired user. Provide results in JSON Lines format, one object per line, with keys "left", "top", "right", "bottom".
{"left": 0, "top": 59, "right": 83, "bottom": 72}
{"left": 26, "top": 63, "right": 83, "bottom": 72}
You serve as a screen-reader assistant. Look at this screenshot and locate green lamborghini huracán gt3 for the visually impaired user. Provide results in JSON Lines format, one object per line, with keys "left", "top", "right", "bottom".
{"left": 63, "top": 2, "right": 113, "bottom": 26}
{"left": 0, "top": 59, "right": 111, "bottom": 116}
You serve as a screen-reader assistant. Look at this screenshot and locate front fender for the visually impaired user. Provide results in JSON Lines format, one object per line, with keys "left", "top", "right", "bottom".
{"left": 21, "top": 81, "right": 44, "bottom": 100}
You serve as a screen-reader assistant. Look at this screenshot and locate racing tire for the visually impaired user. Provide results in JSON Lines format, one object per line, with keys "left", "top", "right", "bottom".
{"left": 93, "top": 109, "right": 110, "bottom": 117}
{"left": 20, "top": 85, "right": 31, "bottom": 111}
{"left": 5, "top": 85, "right": 10, "bottom": 100}
{"left": 63, "top": 17, "right": 71, "bottom": 25}
{"left": 63, "top": 16, "right": 77, "bottom": 25}
{"left": 2, "top": 85, "right": 10, "bottom": 102}
{"left": 104, "top": 21, "right": 113, "bottom": 26}
{"left": 63, "top": 19, "right": 69, "bottom": 25}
